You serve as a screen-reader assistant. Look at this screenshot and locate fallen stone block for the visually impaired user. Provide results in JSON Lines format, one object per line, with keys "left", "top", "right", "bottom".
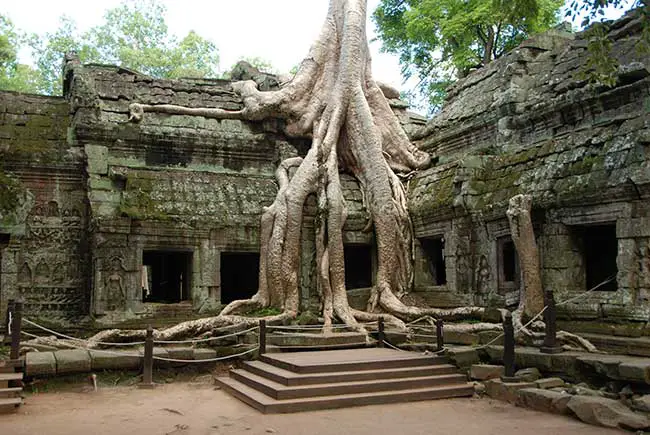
{"left": 516, "top": 387, "right": 572, "bottom": 415}
{"left": 55, "top": 349, "right": 91, "bottom": 374}
{"left": 90, "top": 350, "right": 141, "bottom": 371}
{"left": 193, "top": 348, "right": 217, "bottom": 360}
{"left": 25, "top": 351, "right": 57, "bottom": 376}
{"left": 619, "top": 361, "right": 650, "bottom": 384}
{"left": 485, "top": 378, "right": 536, "bottom": 404}
{"left": 166, "top": 347, "right": 194, "bottom": 361}
{"left": 447, "top": 348, "right": 480, "bottom": 369}
{"left": 630, "top": 395, "right": 650, "bottom": 413}
{"left": 515, "top": 367, "right": 541, "bottom": 382}
{"left": 535, "top": 377, "right": 565, "bottom": 389}
{"left": 567, "top": 395, "right": 650, "bottom": 431}
{"left": 470, "top": 364, "right": 504, "bottom": 381}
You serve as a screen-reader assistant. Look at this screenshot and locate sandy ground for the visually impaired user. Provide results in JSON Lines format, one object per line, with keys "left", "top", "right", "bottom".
{"left": 0, "top": 379, "right": 624, "bottom": 435}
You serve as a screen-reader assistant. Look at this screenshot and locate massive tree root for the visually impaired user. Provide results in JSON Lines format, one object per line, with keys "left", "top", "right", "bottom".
{"left": 505, "top": 194, "right": 597, "bottom": 352}
{"left": 122, "top": 0, "right": 486, "bottom": 338}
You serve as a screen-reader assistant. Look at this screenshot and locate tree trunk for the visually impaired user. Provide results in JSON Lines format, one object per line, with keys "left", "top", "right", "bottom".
{"left": 124, "top": 0, "right": 486, "bottom": 334}
{"left": 506, "top": 194, "right": 544, "bottom": 319}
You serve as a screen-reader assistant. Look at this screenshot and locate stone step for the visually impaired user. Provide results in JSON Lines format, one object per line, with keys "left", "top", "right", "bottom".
{"left": 242, "top": 360, "right": 459, "bottom": 386}
{"left": 260, "top": 349, "right": 446, "bottom": 374}
{"left": 231, "top": 368, "right": 467, "bottom": 400}
{"left": 0, "top": 397, "right": 22, "bottom": 409}
{"left": 0, "top": 387, "right": 22, "bottom": 397}
{"left": 0, "top": 373, "right": 23, "bottom": 381}
{"left": 216, "top": 376, "right": 474, "bottom": 413}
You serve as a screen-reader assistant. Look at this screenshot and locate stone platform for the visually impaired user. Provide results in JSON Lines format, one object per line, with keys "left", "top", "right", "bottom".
{"left": 216, "top": 348, "right": 473, "bottom": 413}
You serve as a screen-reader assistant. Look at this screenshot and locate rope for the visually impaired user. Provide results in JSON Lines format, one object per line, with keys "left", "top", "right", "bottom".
{"left": 23, "top": 318, "right": 145, "bottom": 346}
{"left": 268, "top": 324, "right": 352, "bottom": 331}
{"left": 467, "top": 276, "right": 616, "bottom": 351}
{"left": 153, "top": 326, "right": 258, "bottom": 344}
{"left": 7, "top": 311, "right": 12, "bottom": 336}
{"left": 271, "top": 341, "right": 372, "bottom": 349}
{"left": 152, "top": 346, "right": 259, "bottom": 363}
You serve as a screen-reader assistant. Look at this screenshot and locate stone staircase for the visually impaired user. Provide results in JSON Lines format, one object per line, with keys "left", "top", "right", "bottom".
{"left": 216, "top": 348, "right": 473, "bottom": 413}
{"left": 0, "top": 359, "right": 23, "bottom": 412}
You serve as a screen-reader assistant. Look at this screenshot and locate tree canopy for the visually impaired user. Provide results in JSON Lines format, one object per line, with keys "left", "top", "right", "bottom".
{"left": 1, "top": 0, "right": 220, "bottom": 95}
{"left": 373, "top": 0, "right": 564, "bottom": 111}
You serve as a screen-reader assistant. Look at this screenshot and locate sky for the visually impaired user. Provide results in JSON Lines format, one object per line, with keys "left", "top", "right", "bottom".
{"left": 1, "top": 0, "right": 405, "bottom": 88}
{"left": 1, "top": 0, "right": 635, "bottom": 98}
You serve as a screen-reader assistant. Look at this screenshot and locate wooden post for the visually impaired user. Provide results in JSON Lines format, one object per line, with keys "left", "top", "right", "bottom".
{"left": 377, "top": 317, "right": 385, "bottom": 348}
{"left": 139, "top": 326, "right": 154, "bottom": 389}
{"left": 259, "top": 319, "right": 267, "bottom": 355}
{"left": 3, "top": 299, "right": 14, "bottom": 345}
{"left": 501, "top": 311, "right": 517, "bottom": 382}
{"left": 9, "top": 301, "right": 22, "bottom": 361}
{"left": 540, "top": 288, "right": 564, "bottom": 354}
{"left": 436, "top": 319, "right": 444, "bottom": 352}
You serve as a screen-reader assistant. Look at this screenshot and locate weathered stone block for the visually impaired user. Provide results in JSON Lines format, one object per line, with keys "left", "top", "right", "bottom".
{"left": 516, "top": 387, "right": 572, "bottom": 414}
{"left": 89, "top": 350, "right": 141, "bottom": 371}
{"left": 470, "top": 364, "right": 504, "bottom": 381}
{"left": 84, "top": 144, "right": 108, "bottom": 175}
{"left": 55, "top": 349, "right": 91, "bottom": 374}
{"left": 485, "top": 378, "right": 536, "bottom": 404}
{"left": 193, "top": 348, "right": 217, "bottom": 360}
{"left": 630, "top": 395, "right": 650, "bottom": 413}
{"left": 166, "top": 347, "right": 194, "bottom": 361}
{"left": 618, "top": 361, "right": 650, "bottom": 384}
{"left": 25, "top": 351, "right": 57, "bottom": 376}
{"left": 446, "top": 348, "right": 480, "bottom": 368}
{"left": 567, "top": 395, "right": 650, "bottom": 430}
{"left": 535, "top": 377, "right": 566, "bottom": 389}
{"left": 515, "top": 367, "right": 541, "bottom": 382}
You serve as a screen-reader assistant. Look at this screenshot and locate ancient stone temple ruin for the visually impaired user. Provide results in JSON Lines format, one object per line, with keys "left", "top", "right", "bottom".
{"left": 0, "top": 12, "right": 649, "bottom": 337}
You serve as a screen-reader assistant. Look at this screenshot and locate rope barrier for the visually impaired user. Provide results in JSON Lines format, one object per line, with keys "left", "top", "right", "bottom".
{"left": 152, "top": 346, "right": 259, "bottom": 363}
{"left": 153, "top": 326, "right": 258, "bottom": 344}
{"left": 7, "top": 311, "right": 12, "bottom": 336}
{"left": 23, "top": 318, "right": 145, "bottom": 346}
{"left": 21, "top": 330, "right": 145, "bottom": 357}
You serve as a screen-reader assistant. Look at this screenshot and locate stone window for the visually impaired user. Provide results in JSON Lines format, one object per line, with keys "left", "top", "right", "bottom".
{"left": 497, "top": 236, "right": 519, "bottom": 289}
{"left": 421, "top": 237, "right": 447, "bottom": 285}
{"left": 142, "top": 250, "right": 192, "bottom": 303}
{"left": 575, "top": 224, "right": 618, "bottom": 292}
{"left": 344, "top": 244, "right": 373, "bottom": 289}
{"left": 220, "top": 252, "right": 259, "bottom": 304}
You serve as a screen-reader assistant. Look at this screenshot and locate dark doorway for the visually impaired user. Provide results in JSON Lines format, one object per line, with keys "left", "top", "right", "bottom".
{"left": 497, "top": 236, "right": 519, "bottom": 288}
{"left": 142, "top": 251, "right": 192, "bottom": 303}
{"left": 421, "top": 237, "right": 447, "bottom": 285}
{"left": 344, "top": 244, "right": 373, "bottom": 289}
{"left": 581, "top": 225, "right": 618, "bottom": 292}
{"left": 220, "top": 252, "right": 260, "bottom": 304}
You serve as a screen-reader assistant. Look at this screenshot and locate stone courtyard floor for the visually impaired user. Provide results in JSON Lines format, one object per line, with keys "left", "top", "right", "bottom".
{"left": 0, "top": 379, "right": 623, "bottom": 435}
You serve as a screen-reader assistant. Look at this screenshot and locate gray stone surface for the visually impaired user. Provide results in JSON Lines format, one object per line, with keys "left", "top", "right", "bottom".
{"left": 535, "top": 377, "right": 566, "bottom": 389}
{"left": 25, "top": 351, "right": 57, "bottom": 376}
{"left": 55, "top": 349, "right": 92, "bottom": 374}
{"left": 470, "top": 364, "right": 504, "bottom": 381}
{"left": 567, "top": 395, "right": 650, "bottom": 430}
{"left": 516, "top": 387, "right": 572, "bottom": 415}
{"left": 515, "top": 367, "right": 541, "bottom": 382}
{"left": 485, "top": 378, "right": 536, "bottom": 404}
{"left": 629, "top": 395, "right": 650, "bottom": 413}
{"left": 89, "top": 350, "right": 141, "bottom": 371}
{"left": 193, "top": 348, "right": 218, "bottom": 360}
{"left": 619, "top": 361, "right": 650, "bottom": 384}
{"left": 446, "top": 348, "right": 480, "bottom": 369}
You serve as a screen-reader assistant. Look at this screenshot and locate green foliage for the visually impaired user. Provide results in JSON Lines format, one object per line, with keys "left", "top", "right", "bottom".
{"left": 0, "top": 15, "right": 40, "bottom": 93}
{"left": 373, "top": 0, "right": 564, "bottom": 112}
{"left": 7, "top": 0, "right": 220, "bottom": 95}
{"left": 243, "top": 306, "right": 283, "bottom": 317}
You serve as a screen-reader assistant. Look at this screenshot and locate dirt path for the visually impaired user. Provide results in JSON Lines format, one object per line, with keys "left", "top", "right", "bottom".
{"left": 1, "top": 381, "right": 621, "bottom": 435}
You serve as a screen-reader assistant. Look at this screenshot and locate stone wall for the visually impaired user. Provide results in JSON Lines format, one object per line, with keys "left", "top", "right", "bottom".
{"left": 0, "top": 91, "right": 89, "bottom": 321}
{"left": 409, "top": 10, "right": 650, "bottom": 323}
